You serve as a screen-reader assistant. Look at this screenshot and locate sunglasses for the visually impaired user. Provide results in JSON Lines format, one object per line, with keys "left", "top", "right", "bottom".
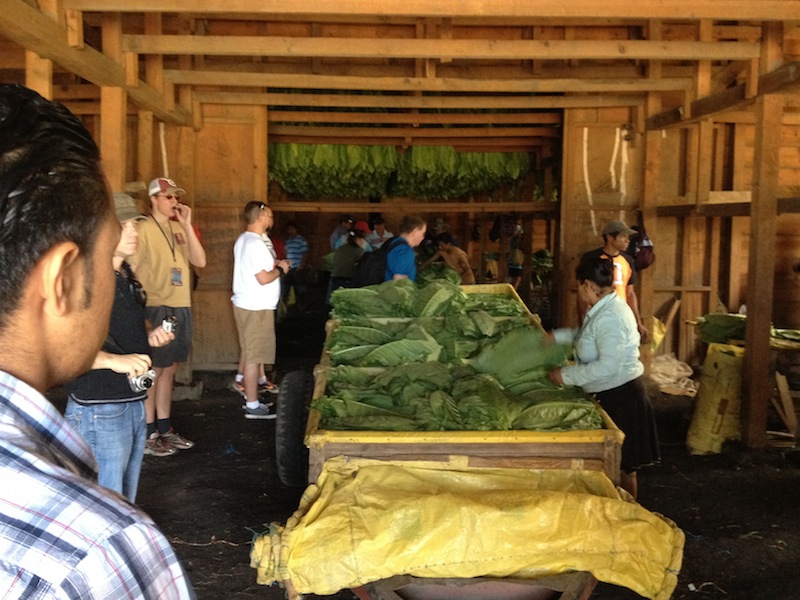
{"left": 158, "top": 194, "right": 177, "bottom": 200}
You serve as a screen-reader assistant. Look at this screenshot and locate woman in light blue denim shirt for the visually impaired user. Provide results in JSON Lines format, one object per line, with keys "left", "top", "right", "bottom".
{"left": 549, "top": 254, "right": 660, "bottom": 499}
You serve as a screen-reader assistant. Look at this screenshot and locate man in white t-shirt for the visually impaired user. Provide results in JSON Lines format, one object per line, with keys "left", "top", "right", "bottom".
{"left": 231, "top": 202, "right": 290, "bottom": 419}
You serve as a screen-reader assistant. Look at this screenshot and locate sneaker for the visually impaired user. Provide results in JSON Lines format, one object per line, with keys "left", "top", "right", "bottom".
{"left": 245, "top": 403, "right": 277, "bottom": 420}
{"left": 229, "top": 380, "right": 247, "bottom": 398}
{"left": 160, "top": 428, "right": 195, "bottom": 450}
{"left": 241, "top": 400, "right": 274, "bottom": 410}
{"left": 260, "top": 379, "right": 280, "bottom": 394}
{"left": 231, "top": 380, "right": 268, "bottom": 400}
{"left": 144, "top": 433, "right": 177, "bottom": 457}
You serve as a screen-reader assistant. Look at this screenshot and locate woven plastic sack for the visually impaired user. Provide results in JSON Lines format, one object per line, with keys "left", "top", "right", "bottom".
{"left": 251, "top": 458, "right": 684, "bottom": 600}
{"left": 686, "top": 343, "right": 744, "bottom": 454}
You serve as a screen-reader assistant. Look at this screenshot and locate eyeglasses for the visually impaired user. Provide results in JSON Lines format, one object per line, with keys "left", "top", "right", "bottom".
{"left": 158, "top": 194, "right": 176, "bottom": 200}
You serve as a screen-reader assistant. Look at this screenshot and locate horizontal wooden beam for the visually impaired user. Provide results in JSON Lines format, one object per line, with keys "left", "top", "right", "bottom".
{"left": 0, "top": 0, "right": 190, "bottom": 124}
{"left": 170, "top": 69, "right": 683, "bottom": 94}
{"left": 63, "top": 0, "right": 800, "bottom": 21}
{"left": 196, "top": 90, "right": 643, "bottom": 110}
{"left": 268, "top": 124, "right": 561, "bottom": 139}
{"left": 656, "top": 197, "right": 800, "bottom": 217}
{"left": 126, "top": 35, "right": 759, "bottom": 62}
{"left": 267, "top": 200, "right": 559, "bottom": 214}
{"left": 646, "top": 61, "right": 800, "bottom": 130}
{"left": 267, "top": 110, "right": 562, "bottom": 126}
{"left": 267, "top": 134, "right": 548, "bottom": 150}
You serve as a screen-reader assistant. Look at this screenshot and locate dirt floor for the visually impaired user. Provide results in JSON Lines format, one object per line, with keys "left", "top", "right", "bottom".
{"left": 61, "top": 287, "right": 800, "bottom": 600}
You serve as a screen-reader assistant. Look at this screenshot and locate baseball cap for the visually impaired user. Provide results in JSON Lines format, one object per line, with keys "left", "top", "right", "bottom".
{"left": 602, "top": 220, "right": 636, "bottom": 236}
{"left": 113, "top": 193, "right": 146, "bottom": 223}
{"left": 148, "top": 177, "right": 185, "bottom": 197}
{"left": 353, "top": 220, "right": 371, "bottom": 234}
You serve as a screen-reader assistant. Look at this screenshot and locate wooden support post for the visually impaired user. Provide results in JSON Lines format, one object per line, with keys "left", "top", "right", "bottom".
{"left": 742, "top": 93, "right": 782, "bottom": 449}
{"left": 100, "top": 13, "right": 126, "bottom": 191}
{"left": 100, "top": 86, "right": 127, "bottom": 191}
{"left": 742, "top": 21, "right": 783, "bottom": 450}
{"left": 25, "top": 51, "right": 52, "bottom": 99}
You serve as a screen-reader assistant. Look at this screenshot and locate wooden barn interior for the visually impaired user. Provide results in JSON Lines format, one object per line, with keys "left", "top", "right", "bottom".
{"left": 2, "top": 0, "right": 800, "bottom": 449}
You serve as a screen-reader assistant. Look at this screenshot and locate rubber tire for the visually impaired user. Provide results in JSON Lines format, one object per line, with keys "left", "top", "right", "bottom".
{"left": 275, "top": 369, "right": 314, "bottom": 487}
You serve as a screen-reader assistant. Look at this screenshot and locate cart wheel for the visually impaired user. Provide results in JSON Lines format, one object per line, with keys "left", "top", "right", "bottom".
{"left": 275, "top": 369, "right": 313, "bottom": 487}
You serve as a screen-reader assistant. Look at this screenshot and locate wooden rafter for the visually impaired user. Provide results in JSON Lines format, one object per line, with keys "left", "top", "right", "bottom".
{"left": 124, "top": 35, "right": 759, "bottom": 62}
{"left": 62, "top": 0, "right": 800, "bottom": 21}
{"left": 0, "top": 0, "right": 190, "bottom": 124}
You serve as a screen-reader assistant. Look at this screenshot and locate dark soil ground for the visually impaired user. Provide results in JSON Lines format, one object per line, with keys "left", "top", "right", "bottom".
{"left": 74, "top": 285, "right": 800, "bottom": 600}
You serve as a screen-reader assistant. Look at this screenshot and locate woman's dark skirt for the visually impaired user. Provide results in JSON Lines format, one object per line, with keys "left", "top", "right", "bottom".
{"left": 594, "top": 376, "right": 661, "bottom": 474}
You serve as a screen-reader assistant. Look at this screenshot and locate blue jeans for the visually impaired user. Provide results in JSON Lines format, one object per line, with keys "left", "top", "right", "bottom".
{"left": 65, "top": 399, "right": 146, "bottom": 502}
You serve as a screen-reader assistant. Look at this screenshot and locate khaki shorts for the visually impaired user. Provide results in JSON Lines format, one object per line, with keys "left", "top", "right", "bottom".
{"left": 233, "top": 306, "right": 276, "bottom": 365}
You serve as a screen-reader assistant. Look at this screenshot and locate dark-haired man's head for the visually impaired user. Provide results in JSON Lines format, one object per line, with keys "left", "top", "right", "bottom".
{"left": 0, "top": 84, "right": 116, "bottom": 389}
{"left": 436, "top": 232, "right": 455, "bottom": 248}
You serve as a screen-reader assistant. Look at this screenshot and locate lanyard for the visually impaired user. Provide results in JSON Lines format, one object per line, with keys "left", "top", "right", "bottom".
{"left": 151, "top": 215, "right": 176, "bottom": 262}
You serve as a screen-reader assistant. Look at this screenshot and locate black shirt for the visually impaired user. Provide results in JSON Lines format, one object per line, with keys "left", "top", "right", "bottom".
{"left": 65, "top": 263, "right": 150, "bottom": 403}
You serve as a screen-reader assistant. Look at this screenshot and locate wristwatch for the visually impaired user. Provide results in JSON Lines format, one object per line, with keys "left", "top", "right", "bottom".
{"left": 275, "top": 265, "right": 285, "bottom": 276}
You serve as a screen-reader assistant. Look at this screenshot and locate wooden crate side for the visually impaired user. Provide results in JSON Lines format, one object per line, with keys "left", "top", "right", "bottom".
{"left": 359, "top": 573, "right": 597, "bottom": 600}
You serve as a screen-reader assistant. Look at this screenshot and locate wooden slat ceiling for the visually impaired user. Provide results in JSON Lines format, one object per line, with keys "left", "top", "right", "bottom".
{"left": 1, "top": 0, "right": 798, "bottom": 158}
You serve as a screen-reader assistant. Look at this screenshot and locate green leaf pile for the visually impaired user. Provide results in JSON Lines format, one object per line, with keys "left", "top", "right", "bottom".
{"left": 330, "top": 279, "right": 527, "bottom": 320}
{"left": 327, "top": 313, "right": 535, "bottom": 365}
{"left": 313, "top": 362, "right": 600, "bottom": 432}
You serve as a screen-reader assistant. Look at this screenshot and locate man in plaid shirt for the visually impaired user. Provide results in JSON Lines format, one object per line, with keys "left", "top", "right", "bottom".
{"left": 0, "top": 84, "right": 194, "bottom": 599}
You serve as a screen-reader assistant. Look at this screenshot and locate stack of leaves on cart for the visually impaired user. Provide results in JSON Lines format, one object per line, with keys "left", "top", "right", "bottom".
{"left": 327, "top": 312, "right": 534, "bottom": 365}
{"left": 329, "top": 279, "right": 527, "bottom": 319}
{"left": 416, "top": 262, "right": 462, "bottom": 287}
{"left": 315, "top": 328, "right": 602, "bottom": 432}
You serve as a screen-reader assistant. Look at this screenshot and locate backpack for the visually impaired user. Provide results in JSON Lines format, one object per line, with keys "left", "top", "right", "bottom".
{"left": 627, "top": 213, "right": 655, "bottom": 270}
{"left": 350, "top": 237, "right": 406, "bottom": 287}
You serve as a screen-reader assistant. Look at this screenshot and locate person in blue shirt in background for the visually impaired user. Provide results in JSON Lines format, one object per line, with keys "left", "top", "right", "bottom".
{"left": 384, "top": 215, "right": 427, "bottom": 282}
{"left": 281, "top": 220, "right": 309, "bottom": 307}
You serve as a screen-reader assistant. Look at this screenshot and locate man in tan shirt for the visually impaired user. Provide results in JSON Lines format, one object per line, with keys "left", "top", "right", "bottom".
{"left": 130, "top": 177, "right": 207, "bottom": 456}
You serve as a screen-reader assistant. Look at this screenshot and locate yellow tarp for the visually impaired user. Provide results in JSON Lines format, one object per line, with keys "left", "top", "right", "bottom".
{"left": 251, "top": 458, "right": 684, "bottom": 600}
{"left": 687, "top": 343, "right": 744, "bottom": 455}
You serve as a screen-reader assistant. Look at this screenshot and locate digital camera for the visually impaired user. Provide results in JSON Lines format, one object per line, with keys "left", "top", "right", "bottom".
{"left": 129, "top": 368, "right": 156, "bottom": 392}
{"left": 162, "top": 315, "right": 178, "bottom": 334}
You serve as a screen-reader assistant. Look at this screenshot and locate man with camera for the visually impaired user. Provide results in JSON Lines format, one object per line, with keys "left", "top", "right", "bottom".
{"left": 130, "top": 176, "right": 206, "bottom": 455}
{"left": 64, "top": 193, "right": 176, "bottom": 500}
{"left": 0, "top": 84, "right": 194, "bottom": 598}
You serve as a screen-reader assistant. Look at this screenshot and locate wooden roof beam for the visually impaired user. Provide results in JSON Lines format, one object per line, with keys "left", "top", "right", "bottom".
{"left": 268, "top": 124, "right": 561, "bottom": 139}
{"left": 267, "top": 135, "right": 547, "bottom": 150}
{"left": 645, "top": 61, "right": 800, "bottom": 130}
{"left": 125, "top": 35, "right": 759, "bottom": 62}
{"left": 268, "top": 200, "right": 558, "bottom": 214}
{"left": 172, "top": 70, "right": 687, "bottom": 94}
{"left": 0, "top": 0, "right": 190, "bottom": 124}
{"left": 267, "top": 110, "right": 563, "bottom": 126}
{"left": 195, "top": 90, "right": 644, "bottom": 110}
{"left": 63, "top": 0, "right": 800, "bottom": 21}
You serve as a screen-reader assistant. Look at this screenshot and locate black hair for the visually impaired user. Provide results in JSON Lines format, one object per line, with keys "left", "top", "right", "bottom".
{"left": 575, "top": 254, "right": 614, "bottom": 288}
{"left": 436, "top": 231, "right": 454, "bottom": 245}
{"left": 0, "top": 84, "right": 111, "bottom": 325}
